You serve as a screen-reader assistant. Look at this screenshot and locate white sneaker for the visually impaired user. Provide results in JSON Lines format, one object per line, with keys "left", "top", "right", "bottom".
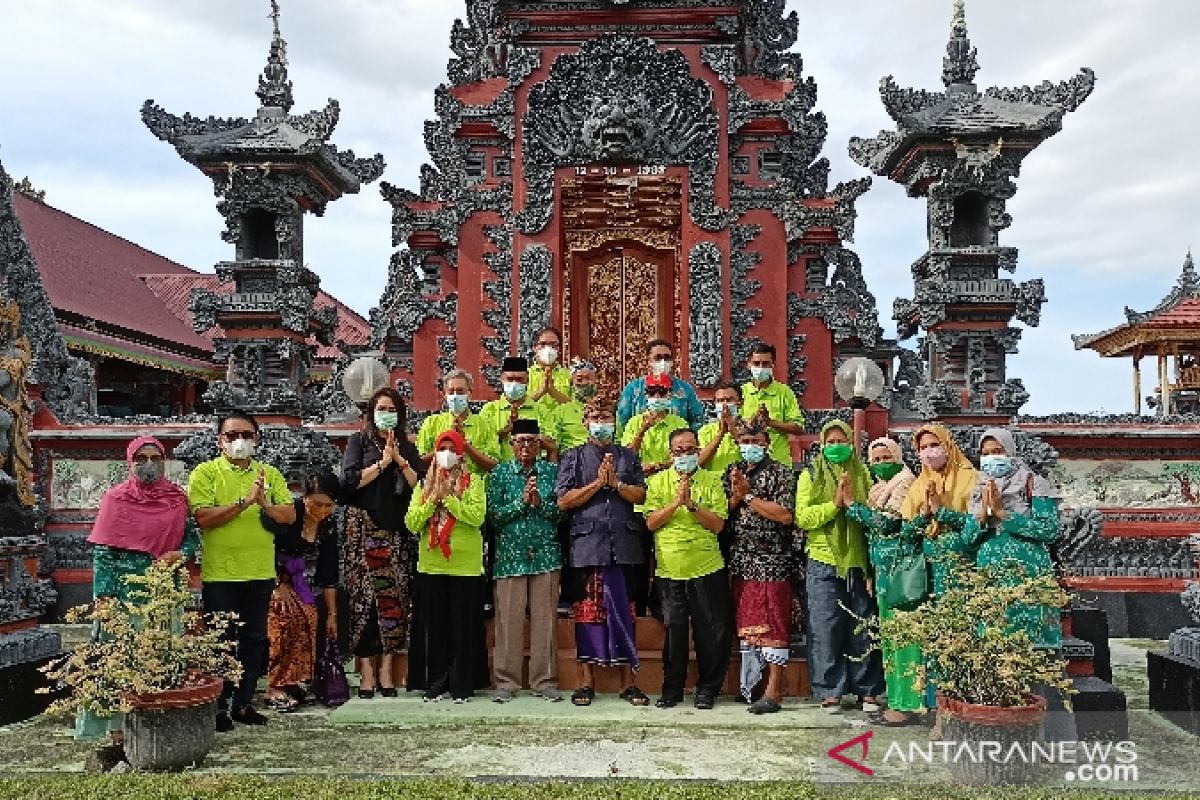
{"left": 493, "top": 689, "right": 515, "bottom": 703}
{"left": 453, "top": 696, "right": 469, "bottom": 704}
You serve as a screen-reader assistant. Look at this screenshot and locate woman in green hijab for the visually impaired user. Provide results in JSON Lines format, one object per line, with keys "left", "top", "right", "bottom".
{"left": 794, "top": 419, "right": 883, "bottom": 713}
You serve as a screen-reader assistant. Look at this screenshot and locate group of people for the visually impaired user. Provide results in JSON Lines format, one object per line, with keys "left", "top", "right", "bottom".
{"left": 78, "top": 326, "right": 1061, "bottom": 749}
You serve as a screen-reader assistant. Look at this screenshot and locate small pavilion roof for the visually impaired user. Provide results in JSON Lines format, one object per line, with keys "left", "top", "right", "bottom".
{"left": 1073, "top": 251, "right": 1200, "bottom": 356}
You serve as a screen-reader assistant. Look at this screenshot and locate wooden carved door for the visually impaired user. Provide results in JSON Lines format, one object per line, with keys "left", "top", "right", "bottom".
{"left": 570, "top": 241, "right": 676, "bottom": 398}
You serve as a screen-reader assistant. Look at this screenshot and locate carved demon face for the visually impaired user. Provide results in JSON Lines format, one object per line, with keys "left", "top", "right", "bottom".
{"left": 582, "top": 91, "right": 654, "bottom": 161}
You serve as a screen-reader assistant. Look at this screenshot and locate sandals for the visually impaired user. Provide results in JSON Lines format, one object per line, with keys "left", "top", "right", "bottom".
{"left": 620, "top": 685, "right": 650, "bottom": 706}
{"left": 868, "top": 711, "right": 923, "bottom": 727}
{"left": 265, "top": 695, "right": 300, "bottom": 713}
{"left": 571, "top": 687, "right": 595, "bottom": 707}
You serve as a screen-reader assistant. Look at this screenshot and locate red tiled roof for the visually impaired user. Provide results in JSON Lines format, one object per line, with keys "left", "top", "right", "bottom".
{"left": 140, "top": 274, "right": 369, "bottom": 361}
{"left": 1141, "top": 298, "right": 1200, "bottom": 328}
{"left": 13, "top": 193, "right": 370, "bottom": 363}
{"left": 13, "top": 192, "right": 212, "bottom": 352}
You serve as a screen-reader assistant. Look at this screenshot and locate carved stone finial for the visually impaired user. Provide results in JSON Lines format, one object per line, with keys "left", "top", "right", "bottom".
{"left": 257, "top": 0, "right": 294, "bottom": 112}
{"left": 1184, "top": 248, "right": 1196, "bottom": 286}
{"left": 942, "top": 0, "right": 980, "bottom": 88}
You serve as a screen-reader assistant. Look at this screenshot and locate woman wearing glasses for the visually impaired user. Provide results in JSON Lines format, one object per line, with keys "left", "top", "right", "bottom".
{"left": 260, "top": 472, "right": 341, "bottom": 711}
{"left": 79, "top": 436, "right": 198, "bottom": 766}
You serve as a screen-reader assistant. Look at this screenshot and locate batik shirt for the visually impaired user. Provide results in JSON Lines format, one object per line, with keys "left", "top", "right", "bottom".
{"left": 486, "top": 459, "right": 562, "bottom": 579}
{"left": 93, "top": 519, "right": 201, "bottom": 600}
{"left": 722, "top": 461, "right": 796, "bottom": 583}
{"left": 616, "top": 375, "right": 706, "bottom": 432}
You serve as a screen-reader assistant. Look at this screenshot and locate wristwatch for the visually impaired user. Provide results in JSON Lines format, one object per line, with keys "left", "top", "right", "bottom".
{"left": 744, "top": 493, "right": 756, "bottom": 505}
{"left": 615, "top": 481, "right": 625, "bottom": 492}
{"left": 235, "top": 497, "right": 246, "bottom": 508}
{"left": 686, "top": 501, "right": 699, "bottom": 512}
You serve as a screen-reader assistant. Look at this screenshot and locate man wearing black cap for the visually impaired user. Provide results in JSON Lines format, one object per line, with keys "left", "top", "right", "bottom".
{"left": 479, "top": 356, "right": 559, "bottom": 464}
{"left": 485, "top": 418, "right": 563, "bottom": 702}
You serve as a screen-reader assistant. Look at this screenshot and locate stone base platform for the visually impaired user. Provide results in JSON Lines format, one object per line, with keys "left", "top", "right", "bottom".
{"left": 1147, "top": 649, "right": 1200, "bottom": 736}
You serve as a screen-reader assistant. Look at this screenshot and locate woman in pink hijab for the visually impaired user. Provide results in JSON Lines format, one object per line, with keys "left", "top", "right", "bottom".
{"left": 76, "top": 436, "right": 198, "bottom": 765}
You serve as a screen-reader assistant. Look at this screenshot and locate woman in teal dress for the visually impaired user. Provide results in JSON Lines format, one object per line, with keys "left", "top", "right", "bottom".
{"left": 930, "top": 427, "right": 1062, "bottom": 649}
{"left": 77, "top": 436, "right": 198, "bottom": 762}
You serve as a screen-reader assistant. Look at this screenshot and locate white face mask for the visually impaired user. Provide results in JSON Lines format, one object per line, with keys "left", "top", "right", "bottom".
{"left": 435, "top": 450, "right": 460, "bottom": 470}
{"left": 651, "top": 359, "right": 673, "bottom": 376}
{"left": 225, "top": 439, "right": 255, "bottom": 461}
{"left": 536, "top": 346, "right": 558, "bottom": 365}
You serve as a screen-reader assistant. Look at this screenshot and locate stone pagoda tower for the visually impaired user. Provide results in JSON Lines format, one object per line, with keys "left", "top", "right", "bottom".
{"left": 850, "top": 0, "right": 1095, "bottom": 422}
{"left": 141, "top": 2, "right": 384, "bottom": 475}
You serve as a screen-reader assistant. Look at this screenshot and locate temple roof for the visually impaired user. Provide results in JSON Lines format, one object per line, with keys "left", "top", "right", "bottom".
{"left": 1073, "top": 251, "right": 1200, "bottom": 356}
{"left": 849, "top": 0, "right": 1094, "bottom": 175}
{"left": 12, "top": 192, "right": 368, "bottom": 373}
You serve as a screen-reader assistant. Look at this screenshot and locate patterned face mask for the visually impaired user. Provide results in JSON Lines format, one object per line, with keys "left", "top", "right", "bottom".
{"left": 133, "top": 461, "right": 165, "bottom": 484}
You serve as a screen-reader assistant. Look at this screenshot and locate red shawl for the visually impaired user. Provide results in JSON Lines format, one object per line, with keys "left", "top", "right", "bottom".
{"left": 87, "top": 436, "right": 189, "bottom": 558}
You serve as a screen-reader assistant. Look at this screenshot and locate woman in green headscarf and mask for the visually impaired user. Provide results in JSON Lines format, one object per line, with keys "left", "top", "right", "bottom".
{"left": 794, "top": 419, "right": 884, "bottom": 713}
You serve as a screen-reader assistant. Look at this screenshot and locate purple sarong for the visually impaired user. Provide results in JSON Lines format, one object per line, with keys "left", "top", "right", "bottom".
{"left": 575, "top": 564, "right": 639, "bottom": 671}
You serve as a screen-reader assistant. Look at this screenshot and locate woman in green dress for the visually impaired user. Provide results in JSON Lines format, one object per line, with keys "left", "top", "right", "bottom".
{"left": 930, "top": 427, "right": 1062, "bottom": 649}
{"left": 77, "top": 436, "right": 198, "bottom": 763}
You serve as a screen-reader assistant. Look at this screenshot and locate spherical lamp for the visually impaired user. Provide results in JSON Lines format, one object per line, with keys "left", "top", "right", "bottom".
{"left": 834, "top": 357, "right": 886, "bottom": 410}
{"left": 341, "top": 356, "right": 390, "bottom": 408}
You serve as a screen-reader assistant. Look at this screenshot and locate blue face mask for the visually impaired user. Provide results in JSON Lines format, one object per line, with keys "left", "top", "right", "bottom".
{"left": 715, "top": 402, "right": 739, "bottom": 418}
{"left": 446, "top": 394, "right": 469, "bottom": 414}
{"left": 588, "top": 422, "right": 615, "bottom": 442}
{"left": 374, "top": 411, "right": 398, "bottom": 431}
{"left": 980, "top": 454, "right": 1015, "bottom": 479}
{"left": 738, "top": 443, "right": 766, "bottom": 464}
{"left": 673, "top": 453, "right": 700, "bottom": 474}
{"left": 646, "top": 396, "right": 672, "bottom": 413}
{"left": 749, "top": 366, "right": 773, "bottom": 383}
{"left": 502, "top": 382, "right": 527, "bottom": 401}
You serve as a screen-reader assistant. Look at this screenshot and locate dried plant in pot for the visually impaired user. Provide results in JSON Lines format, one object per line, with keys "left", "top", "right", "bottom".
{"left": 40, "top": 559, "right": 242, "bottom": 771}
{"left": 867, "top": 559, "right": 1074, "bottom": 786}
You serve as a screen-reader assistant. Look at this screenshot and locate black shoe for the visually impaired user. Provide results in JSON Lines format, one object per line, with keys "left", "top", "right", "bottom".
{"left": 693, "top": 693, "right": 715, "bottom": 710}
{"left": 215, "top": 711, "right": 234, "bottom": 733}
{"left": 380, "top": 687, "right": 398, "bottom": 698}
{"left": 357, "top": 688, "right": 376, "bottom": 699}
{"left": 231, "top": 706, "right": 269, "bottom": 726}
{"left": 655, "top": 695, "right": 681, "bottom": 709}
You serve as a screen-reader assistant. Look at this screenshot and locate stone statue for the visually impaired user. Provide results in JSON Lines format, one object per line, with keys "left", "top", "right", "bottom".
{"left": 0, "top": 293, "right": 33, "bottom": 507}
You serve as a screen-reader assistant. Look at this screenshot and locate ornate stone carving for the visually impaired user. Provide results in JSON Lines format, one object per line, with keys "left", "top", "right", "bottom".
{"left": 370, "top": 250, "right": 458, "bottom": 350}
{"left": 687, "top": 243, "right": 724, "bottom": 387}
{"left": 480, "top": 223, "right": 515, "bottom": 389}
{"left": 729, "top": 224, "right": 763, "bottom": 382}
{"left": 517, "top": 244, "right": 553, "bottom": 355}
{"left": 520, "top": 35, "right": 723, "bottom": 233}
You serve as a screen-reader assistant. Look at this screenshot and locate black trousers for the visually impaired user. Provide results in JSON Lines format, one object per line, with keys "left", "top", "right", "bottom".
{"left": 202, "top": 578, "right": 274, "bottom": 711}
{"left": 657, "top": 568, "right": 733, "bottom": 699}
{"left": 411, "top": 573, "right": 486, "bottom": 700}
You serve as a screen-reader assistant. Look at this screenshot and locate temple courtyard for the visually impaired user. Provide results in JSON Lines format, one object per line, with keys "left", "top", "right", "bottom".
{"left": 0, "top": 635, "right": 1196, "bottom": 796}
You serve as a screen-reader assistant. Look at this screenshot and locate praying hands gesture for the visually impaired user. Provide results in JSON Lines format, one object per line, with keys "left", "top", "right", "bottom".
{"left": 524, "top": 473, "right": 541, "bottom": 507}
{"left": 382, "top": 430, "right": 407, "bottom": 469}
{"left": 499, "top": 404, "right": 521, "bottom": 438}
{"left": 595, "top": 453, "right": 618, "bottom": 489}
{"left": 978, "top": 479, "right": 1006, "bottom": 524}
{"left": 834, "top": 472, "right": 852, "bottom": 509}
{"left": 729, "top": 467, "right": 751, "bottom": 507}
{"left": 673, "top": 472, "right": 693, "bottom": 511}
{"left": 245, "top": 469, "right": 267, "bottom": 508}
{"left": 753, "top": 403, "right": 771, "bottom": 430}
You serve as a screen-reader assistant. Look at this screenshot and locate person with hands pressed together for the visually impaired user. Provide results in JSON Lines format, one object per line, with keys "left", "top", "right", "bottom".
{"left": 555, "top": 398, "right": 650, "bottom": 707}
{"left": 722, "top": 421, "right": 797, "bottom": 714}
{"left": 188, "top": 411, "right": 296, "bottom": 731}
{"left": 480, "top": 356, "right": 559, "bottom": 464}
{"left": 550, "top": 359, "right": 599, "bottom": 452}
{"left": 620, "top": 371, "right": 689, "bottom": 476}
{"left": 794, "top": 419, "right": 883, "bottom": 715}
{"left": 340, "top": 387, "right": 422, "bottom": 698}
{"left": 698, "top": 383, "right": 743, "bottom": 474}
{"left": 528, "top": 327, "right": 573, "bottom": 410}
{"left": 404, "top": 430, "right": 488, "bottom": 703}
{"left": 643, "top": 428, "right": 732, "bottom": 710}
{"left": 486, "top": 419, "right": 564, "bottom": 702}
{"left": 416, "top": 368, "right": 499, "bottom": 476}
{"left": 616, "top": 338, "right": 706, "bottom": 432}
{"left": 740, "top": 343, "right": 804, "bottom": 466}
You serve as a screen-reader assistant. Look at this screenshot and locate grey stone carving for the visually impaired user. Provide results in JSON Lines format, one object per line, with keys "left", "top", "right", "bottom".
{"left": 688, "top": 243, "right": 724, "bottom": 387}
{"left": 729, "top": 224, "right": 763, "bottom": 383}
{"left": 517, "top": 244, "right": 553, "bottom": 356}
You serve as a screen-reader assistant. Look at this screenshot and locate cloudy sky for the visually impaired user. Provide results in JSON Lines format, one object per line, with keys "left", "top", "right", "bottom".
{"left": 1, "top": 1, "right": 1196, "bottom": 415}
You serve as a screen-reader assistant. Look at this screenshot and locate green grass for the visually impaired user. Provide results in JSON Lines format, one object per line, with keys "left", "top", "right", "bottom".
{"left": 0, "top": 777, "right": 1192, "bottom": 800}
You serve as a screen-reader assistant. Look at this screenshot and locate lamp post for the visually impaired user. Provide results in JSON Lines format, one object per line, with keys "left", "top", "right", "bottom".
{"left": 834, "top": 357, "right": 886, "bottom": 456}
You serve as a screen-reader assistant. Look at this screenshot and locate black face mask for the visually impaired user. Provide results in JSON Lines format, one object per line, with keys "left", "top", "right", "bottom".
{"left": 133, "top": 461, "right": 165, "bottom": 483}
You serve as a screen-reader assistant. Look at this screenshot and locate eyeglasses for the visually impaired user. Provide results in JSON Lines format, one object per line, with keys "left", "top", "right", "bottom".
{"left": 670, "top": 447, "right": 700, "bottom": 457}
{"left": 511, "top": 437, "right": 540, "bottom": 447}
{"left": 132, "top": 454, "right": 164, "bottom": 464}
{"left": 645, "top": 388, "right": 669, "bottom": 397}
{"left": 221, "top": 430, "right": 256, "bottom": 441}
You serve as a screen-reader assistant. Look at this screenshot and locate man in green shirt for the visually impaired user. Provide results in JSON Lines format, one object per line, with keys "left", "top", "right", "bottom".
{"left": 551, "top": 359, "right": 598, "bottom": 453}
{"left": 189, "top": 410, "right": 295, "bottom": 730}
{"left": 416, "top": 368, "right": 499, "bottom": 476}
{"left": 479, "top": 356, "right": 558, "bottom": 463}
{"left": 643, "top": 428, "right": 732, "bottom": 710}
{"left": 699, "top": 382, "right": 743, "bottom": 474}
{"left": 740, "top": 342, "right": 804, "bottom": 466}
{"left": 528, "top": 327, "right": 573, "bottom": 411}
{"left": 620, "top": 372, "right": 689, "bottom": 476}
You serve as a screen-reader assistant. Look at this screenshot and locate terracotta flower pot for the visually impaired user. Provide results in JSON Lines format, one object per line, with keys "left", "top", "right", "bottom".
{"left": 937, "top": 692, "right": 1048, "bottom": 786}
{"left": 123, "top": 673, "right": 223, "bottom": 771}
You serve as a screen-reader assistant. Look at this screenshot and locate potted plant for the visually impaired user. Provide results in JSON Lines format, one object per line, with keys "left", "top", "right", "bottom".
{"left": 870, "top": 559, "right": 1074, "bottom": 786}
{"left": 40, "top": 559, "right": 241, "bottom": 771}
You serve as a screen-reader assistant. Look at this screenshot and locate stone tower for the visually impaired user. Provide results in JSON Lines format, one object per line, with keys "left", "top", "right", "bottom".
{"left": 850, "top": 0, "right": 1094, "bottom": 422}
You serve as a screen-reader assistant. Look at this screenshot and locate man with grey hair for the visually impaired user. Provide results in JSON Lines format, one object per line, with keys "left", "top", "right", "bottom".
{"left": 416, "top": 368, "right": 499, "bottom": 476}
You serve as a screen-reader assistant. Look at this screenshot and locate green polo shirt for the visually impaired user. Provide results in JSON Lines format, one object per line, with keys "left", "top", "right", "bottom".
{"left": 405, "top": 473, "right": 487, "bottom": 577}
{"left": 479, "top": 396, "right": 556, "bottom": 462}
{"left": 187, "top": 456, "right": 292, "bottom": 583}
{"left": 529, "top": 364, "right": 572, "bottom": 411}
{"left": 741, "top": 380, "right": 804, "bottom": 466}
{"left": 642, "top": 467, "right": 728, "bottom": 580}
{"left": 416, "top": 412, "right": 499, "bottom": 477}
{"left": 620, "top": 411, "right": 689, "bottom": 468}
{"left": 552, "top": 399, "right": 589, "bottom": 452}
{"left": 698, "top": 420, "right": 741, "bottom": 474}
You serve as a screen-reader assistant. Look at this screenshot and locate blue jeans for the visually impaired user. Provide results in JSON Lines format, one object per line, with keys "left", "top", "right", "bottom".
{"left": 805, "top": 561, "right": 884, "bottom": 701}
